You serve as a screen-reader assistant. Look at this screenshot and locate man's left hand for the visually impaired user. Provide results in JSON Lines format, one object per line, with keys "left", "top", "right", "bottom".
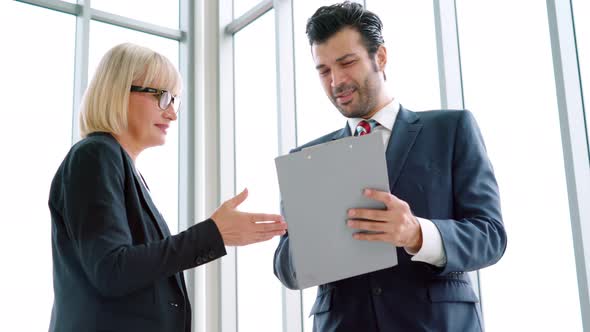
{"left": 347, "top": 189, "right": 423, "bottom": 253}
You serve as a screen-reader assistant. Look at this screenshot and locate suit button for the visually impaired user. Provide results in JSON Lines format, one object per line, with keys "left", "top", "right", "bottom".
{"left": 169, "top": 302, "right": 179, "bottom": 308}
{"left": 209, "top": 250, "right": 216, "bottom": 259}
{"left": 196, "top": 257, "right": 203, "bottom": 264}
{"left": 373, "top": 287, "right": 382, "bottom": 296}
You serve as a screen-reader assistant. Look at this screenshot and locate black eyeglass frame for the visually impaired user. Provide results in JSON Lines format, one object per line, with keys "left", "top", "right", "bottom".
{"left": 130, "top": 85, "right": 180, "bottom": 113}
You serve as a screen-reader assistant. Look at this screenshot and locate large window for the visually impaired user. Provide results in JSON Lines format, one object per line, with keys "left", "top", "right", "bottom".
{"left": 0, "top": 2, "right": 76, "bottom": 331}
{"left": 457, "top": 1, "right": 582, "bottom": 331}
{"left": 234, "top": 10, "right": 283, "bottom": 332}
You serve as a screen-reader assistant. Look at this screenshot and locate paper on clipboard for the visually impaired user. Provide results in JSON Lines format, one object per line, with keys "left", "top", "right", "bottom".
{"left": 275, "top": 132, "right": 398, "bottom": 289}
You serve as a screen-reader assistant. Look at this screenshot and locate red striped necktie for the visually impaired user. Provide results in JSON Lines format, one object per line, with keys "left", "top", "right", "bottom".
{"left": 355, "top": 119, "right": 379, "bottom": 136}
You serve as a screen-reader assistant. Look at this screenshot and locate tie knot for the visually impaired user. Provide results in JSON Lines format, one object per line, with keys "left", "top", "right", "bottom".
{"left": 355, "top": 119, "right": 379, "bottom": 136}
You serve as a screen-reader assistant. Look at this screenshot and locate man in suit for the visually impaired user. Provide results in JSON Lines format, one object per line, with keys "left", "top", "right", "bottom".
{"left": 273, "top": 2, "right": 507, "bottom": 331}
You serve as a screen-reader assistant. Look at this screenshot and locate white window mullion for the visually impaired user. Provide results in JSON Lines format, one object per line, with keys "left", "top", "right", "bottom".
{"left": 217, "top": 0, "right": 237, "bottom": 332}
{"left": 71, "top": 0, "right": 90, "bottom": 144}
{"left": 433, "top": 0, "right": 464, "bottom": 109}
{"left": 179, "top": 0, "right": 201, "bottom": 331}
{"left": 547, "top": 0, "right": 590, "bottom": 329}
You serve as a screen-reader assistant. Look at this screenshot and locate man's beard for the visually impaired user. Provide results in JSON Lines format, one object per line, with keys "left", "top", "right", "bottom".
{"left": 330, "top": 74, "right": 380, "bottom": 119}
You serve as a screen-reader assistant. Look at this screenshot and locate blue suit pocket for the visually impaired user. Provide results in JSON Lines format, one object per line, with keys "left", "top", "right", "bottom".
{"left": 309, "top": 287, "right": 334, "bottom": 317}
{"left": 428, "top": 280, "right": 479, "bottom": 303}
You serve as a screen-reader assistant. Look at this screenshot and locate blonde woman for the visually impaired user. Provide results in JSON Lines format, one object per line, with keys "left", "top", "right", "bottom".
{"left": 48, "top": 43, "right": 286, "bottom": 332}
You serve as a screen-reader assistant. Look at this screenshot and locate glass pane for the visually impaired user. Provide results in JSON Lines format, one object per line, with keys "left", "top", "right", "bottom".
{"left": 0, "top": 2, "right": 75, "bottom": 331}
{"left": 91, "top": 0, "right": 179, "bottom": 29}
{"left": 233, "top": 0, "right": 266, "bottom": 19}
{"left": 366, "top": 1, "right": 440, "bottom": 111}
{"left": 234, "top": 11, "right": 283, "bottom": 332}
{"left": 89, "top": 21, "right": 180, "bottom": 234}
{"left": 456, "top": 1, "right": 582, "bottom": 331}
{"left": 572, "top": 0, "right": 590, "bottom": 144}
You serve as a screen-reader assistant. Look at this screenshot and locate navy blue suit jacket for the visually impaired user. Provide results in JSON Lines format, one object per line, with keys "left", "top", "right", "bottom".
{"left": 48, "top": 132, "right": 226, "bottom": 332}
{"left": 274, "top": 108, "right": 507, "bottom": 331}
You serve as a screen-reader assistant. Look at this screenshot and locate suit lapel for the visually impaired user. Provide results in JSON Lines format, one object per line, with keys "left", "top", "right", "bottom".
{"left": 331, "top": 122, "right": 352, "bottom": 140}
{"left": 114, "top": 139, "right": 171, "bottom": 239}
{"left": 132, "top": 171, "right": 171, "bottom": 239}
{"left": 385, "top": 107, "right": 422, "bottom": 190}
{"left": 132, "top": 170, "right": 187, "bottom": 295}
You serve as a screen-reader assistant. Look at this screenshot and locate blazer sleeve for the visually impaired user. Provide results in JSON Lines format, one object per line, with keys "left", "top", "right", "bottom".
{"left": 432, "top": 110, "right": 507, "bottom": 274}
{"left": 274, "top": 231, "right": 299, "bottom": 289}
{"left": 62, "top": 141, "right": 226, "bottom": 297}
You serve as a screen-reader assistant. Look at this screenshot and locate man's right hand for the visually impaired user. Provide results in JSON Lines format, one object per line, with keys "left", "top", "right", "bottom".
{"left": 211, "top": 188, "right": 287, "bottom": 246}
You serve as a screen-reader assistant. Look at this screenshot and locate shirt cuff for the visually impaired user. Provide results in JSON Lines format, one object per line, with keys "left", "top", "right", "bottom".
{"left": 404, "top": 217, "right": 447, "bottom": 267}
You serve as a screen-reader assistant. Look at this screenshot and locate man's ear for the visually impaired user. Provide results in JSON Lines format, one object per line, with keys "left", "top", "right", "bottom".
{"left": 376, "top": 45, "right": 387, "bottom": 71}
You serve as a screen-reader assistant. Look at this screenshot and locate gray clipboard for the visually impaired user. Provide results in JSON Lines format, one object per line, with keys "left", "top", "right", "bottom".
{"left": 275, "top": 132, "right": 398, "bottom": 289}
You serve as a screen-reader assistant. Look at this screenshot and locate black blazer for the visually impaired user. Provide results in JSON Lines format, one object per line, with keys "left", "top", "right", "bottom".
{"left": 275, "top": 108, "right": 507, "bottom": 331}
{"left": 48, "top": 132, "right": 226, "bottom": 332}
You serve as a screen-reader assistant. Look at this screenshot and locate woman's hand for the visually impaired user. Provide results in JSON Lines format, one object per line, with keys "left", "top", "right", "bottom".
{"left": 211, "top": 188, "right": 287, "bottom": 246}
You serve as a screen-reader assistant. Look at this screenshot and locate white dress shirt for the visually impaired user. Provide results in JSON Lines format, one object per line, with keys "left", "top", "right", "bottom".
{"left": 347, "top": 99, "right": 447, "bottom": 267}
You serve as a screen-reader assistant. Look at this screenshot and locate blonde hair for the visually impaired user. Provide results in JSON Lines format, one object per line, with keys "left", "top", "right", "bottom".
{"left": 79, "top": 43, "right": 182, "bottom": 137}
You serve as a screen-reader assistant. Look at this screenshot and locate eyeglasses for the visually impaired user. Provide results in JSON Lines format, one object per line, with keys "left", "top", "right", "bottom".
{"left": 130, "top": 85, "right": 180, "bottom": 113}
